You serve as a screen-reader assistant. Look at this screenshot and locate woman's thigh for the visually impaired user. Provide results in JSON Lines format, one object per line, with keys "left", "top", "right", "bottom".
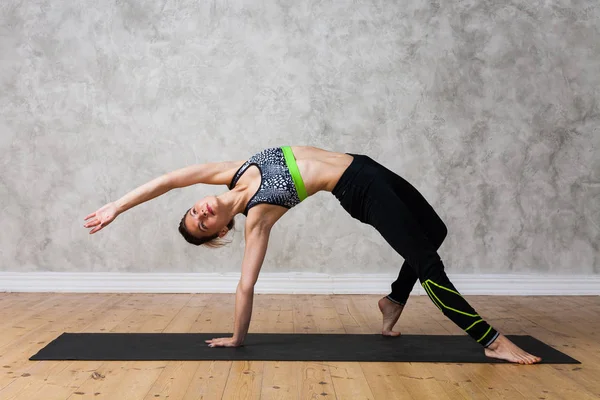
{"left": 365, "top": 186, "right": 442, "bottom": 273}
{"left": 375, "top": 162, "right": 447, "bottom": 245}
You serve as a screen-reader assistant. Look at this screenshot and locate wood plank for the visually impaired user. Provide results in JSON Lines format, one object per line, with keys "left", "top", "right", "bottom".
{"left": 0, "top": 293, "right": 51, "bottom": 316}
{"left": 293, "top": 295, "right": 337, "bottom": 399}
{"left": 9, "top": 294, "right": 137, "bottom": 400}
{"left": 0, "top": 294, "right": 116, "bottom": 370}
{"left": 391, "top": 295, "right": 470, "bottom": 400}
{"left": 319, "top": 295, "right": 374, "bottom": 400}
{"left": 53, "top": 294, "right": 184, "bottom": 400}
{"left": 257, "top": 294, "right": 294, "bottom": 334}
{"left": 261, "top": 361, "right": 300, "bottom": 400}
{"left": 337, "top": 294, "right": 417, "bottom": 400}
{"left": 0, "top": 294, "right": 90, "bottom": 348}
{"left": 142, "top": 294, "right": 217, "bottom": 400}
{"left": 503, "top": 297, "right": 600, "bottom": 399}
{"left": 397, "top": 304, "right": 480, "bottom": 400}
{"left": 220, "top": 360, "right": 265, "bottom": 400}
{"left": 68, "top": 294, "right": 198, "bottom": 400}
{"left": 359, "top": 361, "right": 416, "bottom": 400}
{"left": 260, "top": 294, "right": 299, "bottom": 400}
{"left": 329, "top": 362, "right": 375, "bottom": 400}
{"left": 459, "top": 295, "right": 554, "bottom": 400}
{"left": 7, "top": 294, "right": 157, "bottom": 399}
{"left": 330, "top": 295, "right": 373, "bottom": 334}
{"left": 180, "top": 294, "right": 233, "bottom": 399}
{"left": 220, "top": 292, "right": 266, "bottom": 400}
{"left": 180, "top": 360, "right": 231, "bottom": 400}
{"left": 189, "top": 293, "right": 234, "bottom": 333}
{"left": 0, "top": 294, "right": 121, "bottom": 399}
{"left": 465, "top": 296, "right": 572, "bottom": 400}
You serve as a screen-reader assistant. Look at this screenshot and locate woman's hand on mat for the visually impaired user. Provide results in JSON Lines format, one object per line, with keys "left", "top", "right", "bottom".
{"left": 84, "top": 202, "right": 119, "bottom": 234}
{"left": 205, "top": 337, "right": 242, "bottom": 348}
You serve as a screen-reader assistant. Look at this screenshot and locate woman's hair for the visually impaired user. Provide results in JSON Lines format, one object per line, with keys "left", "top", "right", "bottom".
{"left": 178, "top": 208, "right": 235, "bottom": 248}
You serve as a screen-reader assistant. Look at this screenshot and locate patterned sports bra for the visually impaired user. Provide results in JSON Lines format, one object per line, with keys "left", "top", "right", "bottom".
{"left": 228, "top": 147, "right": 308, "bottom": 216}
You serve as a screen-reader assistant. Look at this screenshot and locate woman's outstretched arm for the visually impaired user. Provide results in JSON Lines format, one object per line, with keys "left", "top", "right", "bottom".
{"left": 83, "top": 160, "right": 243, "bottom": 234}
{"left": 83, "top": 173, "right": 172, "bottom": 234}
{"left": 166, "top": 160, "right": 244, "bottom": 188}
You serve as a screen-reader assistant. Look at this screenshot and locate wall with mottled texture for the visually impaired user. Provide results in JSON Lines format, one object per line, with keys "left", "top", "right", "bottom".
{"left": 1, "top": 0, "right": 598, "bottom": 275}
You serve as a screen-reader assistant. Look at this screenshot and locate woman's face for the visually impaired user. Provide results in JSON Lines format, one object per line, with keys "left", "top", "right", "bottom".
{"left": 184, "top": 196, "right": 229, "bottom": 238}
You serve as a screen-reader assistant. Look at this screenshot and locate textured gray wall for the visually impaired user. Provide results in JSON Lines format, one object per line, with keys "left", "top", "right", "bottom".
{"left": 1, "top": 0, "right": 598, "bottom": 275}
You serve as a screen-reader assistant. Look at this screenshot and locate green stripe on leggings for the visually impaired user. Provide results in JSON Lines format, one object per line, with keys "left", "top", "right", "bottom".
{"left": 281, "top": 146, "right": 308, "bottom": 201}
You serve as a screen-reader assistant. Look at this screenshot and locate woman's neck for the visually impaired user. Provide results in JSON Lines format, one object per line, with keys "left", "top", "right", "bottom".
{"left": 218, "top": 185, "right": 252, "bottom": 217}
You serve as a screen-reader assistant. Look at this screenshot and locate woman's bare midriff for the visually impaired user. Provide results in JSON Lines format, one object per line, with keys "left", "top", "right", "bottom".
{"left": 290, "top": 146, "right": 353, "bottom": 195}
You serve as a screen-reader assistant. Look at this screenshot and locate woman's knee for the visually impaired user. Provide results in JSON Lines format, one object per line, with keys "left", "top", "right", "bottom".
{"left": 418, "top": 259, "right": 448, "bottom": 283}
{"left": 430, "top": 220, "right": 448, "bottom": 248}
{"left": 439, "top": 222, "right": 448, "bottom": 242}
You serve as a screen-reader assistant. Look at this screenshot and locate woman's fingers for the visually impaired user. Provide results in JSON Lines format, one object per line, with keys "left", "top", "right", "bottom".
{"left": 84, "top": 217, "right": 110, "bottom": 230}
{"left": 84, "top": 219, "right": 100, "bottom": 228}
{"left": 205, "top": 337, "right": 238, "bottom": 347}
{"left": 84, "top": 204, "right": 117, "bottom": 235}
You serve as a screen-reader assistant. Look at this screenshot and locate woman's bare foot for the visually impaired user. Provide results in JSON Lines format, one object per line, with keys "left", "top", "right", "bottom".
{"left": 378, "top": 297, "right": 403, "bottom": 337}
{"left": 484, "top": 334, "right": 542, "bottom": 364}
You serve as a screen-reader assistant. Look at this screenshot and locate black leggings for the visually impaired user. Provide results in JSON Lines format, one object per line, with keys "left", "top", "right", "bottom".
{"left": 332, "top": 154, "right": 499, "bottom": 348}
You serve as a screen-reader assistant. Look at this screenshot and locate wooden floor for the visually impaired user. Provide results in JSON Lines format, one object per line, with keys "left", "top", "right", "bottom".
{"left": 0, "top": 293, "right": 598, "bottom": 400}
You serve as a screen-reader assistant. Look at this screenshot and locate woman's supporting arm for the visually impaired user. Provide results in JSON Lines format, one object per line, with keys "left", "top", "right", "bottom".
{"left": 232, "top": 225, "right": 271, "bottom": 344}
{"left": 205, "top": 223, "right": 271, "bottom": 347}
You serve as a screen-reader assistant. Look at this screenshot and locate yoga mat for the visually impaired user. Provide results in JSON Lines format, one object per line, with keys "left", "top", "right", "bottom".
{"left": 30, "top": 333, "right": 579, "bottom": 364}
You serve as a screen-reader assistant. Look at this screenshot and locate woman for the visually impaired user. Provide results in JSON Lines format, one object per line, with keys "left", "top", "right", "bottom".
{"left": 84, "top": 146, "right": 541, "bottom": 364}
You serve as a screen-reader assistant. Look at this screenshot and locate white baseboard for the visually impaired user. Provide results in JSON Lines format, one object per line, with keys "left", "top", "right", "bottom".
{"left": 0, "top": 272, "right": 599, "bottom": 295}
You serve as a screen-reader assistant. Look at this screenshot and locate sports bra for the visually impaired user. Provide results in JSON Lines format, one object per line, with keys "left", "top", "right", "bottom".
{"left": 228, "top": 147, "right": 308, "bottom": 216}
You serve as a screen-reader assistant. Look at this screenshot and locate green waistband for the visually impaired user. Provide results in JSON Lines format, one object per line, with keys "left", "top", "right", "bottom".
{"left": 281, "top": 146, "right": 308, "bottom": 201}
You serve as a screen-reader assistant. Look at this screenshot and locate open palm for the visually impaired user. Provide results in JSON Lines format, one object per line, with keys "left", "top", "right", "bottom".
{"left": 84, "top": 202, "right": 119, "bottom": 234}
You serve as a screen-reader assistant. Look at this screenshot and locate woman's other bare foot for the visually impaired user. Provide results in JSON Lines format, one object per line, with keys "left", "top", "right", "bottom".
{"left": 378, "top": 297, "right": 403, "bottom": 337}
{"left": 484, "top": 334, "right": 542, "bottom": 364}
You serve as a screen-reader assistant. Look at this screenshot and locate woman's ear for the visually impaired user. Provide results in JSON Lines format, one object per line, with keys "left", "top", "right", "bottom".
{"left": 218, "top": 227, "right": 229, "bottom": 238}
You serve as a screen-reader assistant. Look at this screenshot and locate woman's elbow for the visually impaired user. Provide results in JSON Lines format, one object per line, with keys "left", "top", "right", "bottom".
{"left": 237, "top": 281, "right": 256, "bottom": 294}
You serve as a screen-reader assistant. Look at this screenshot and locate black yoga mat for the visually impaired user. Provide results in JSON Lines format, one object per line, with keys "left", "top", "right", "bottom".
{"left": 29, "top": 333, "right": 579, "bottom": 364}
